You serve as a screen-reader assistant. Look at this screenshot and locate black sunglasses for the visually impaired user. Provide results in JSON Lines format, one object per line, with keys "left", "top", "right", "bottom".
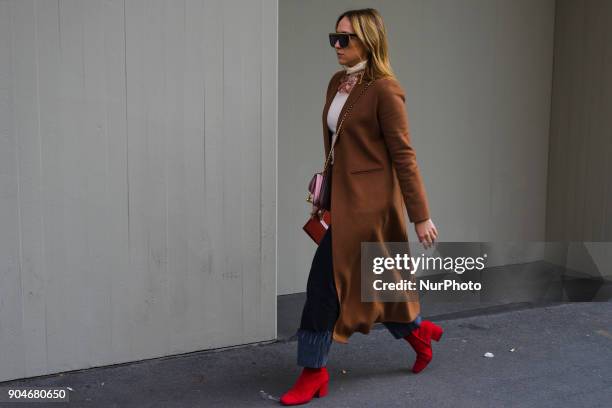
{"left": 329, "top": 32, "right": 358, "bottom": 48}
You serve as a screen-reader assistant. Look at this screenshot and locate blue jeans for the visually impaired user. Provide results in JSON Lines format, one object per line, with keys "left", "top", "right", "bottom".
{"left": 296, "top": 226, "right": 422, "bottom": 368}
{"left": 296, "top": 317, "right": 422, "bottom": 368}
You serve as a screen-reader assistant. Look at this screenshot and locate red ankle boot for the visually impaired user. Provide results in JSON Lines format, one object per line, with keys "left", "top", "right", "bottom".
{"left": 404, "top": 320, "right": 443, "bottom": 373}
{"left": 280, "top": 367, "right": 329, "bottom": 405}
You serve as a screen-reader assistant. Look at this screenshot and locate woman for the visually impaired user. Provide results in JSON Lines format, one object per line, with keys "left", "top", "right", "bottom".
{"left": 280, "top": 8, "right": 442, "bottom": 406}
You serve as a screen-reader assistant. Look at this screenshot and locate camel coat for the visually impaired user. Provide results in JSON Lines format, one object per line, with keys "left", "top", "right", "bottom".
{"left": 321, "top": 70, "right": 431, "bottom": 344}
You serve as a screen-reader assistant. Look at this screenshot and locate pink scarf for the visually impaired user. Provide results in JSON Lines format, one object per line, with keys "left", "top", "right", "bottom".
{"left": 337, "top": 59, "right": 367, "bottom": 93}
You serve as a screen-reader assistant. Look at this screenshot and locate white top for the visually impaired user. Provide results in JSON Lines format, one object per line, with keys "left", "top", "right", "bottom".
{"left": 326, "top": 92, "right": 348, "bottom": 165}
{"left": 344, "top": 59, "right": 367, "bottom": 74}
{"left": 327, "top": 91, "right": 349, "bottom": 135}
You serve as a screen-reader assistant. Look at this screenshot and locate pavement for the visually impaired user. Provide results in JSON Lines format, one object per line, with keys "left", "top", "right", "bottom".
{"left": 1, "top": 301, "right": 611, "bottom": 407}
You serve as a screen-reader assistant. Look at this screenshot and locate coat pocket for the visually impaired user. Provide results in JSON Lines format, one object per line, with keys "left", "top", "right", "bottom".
{"left": 350, "top": 166, "right": 384, "bottom": 175}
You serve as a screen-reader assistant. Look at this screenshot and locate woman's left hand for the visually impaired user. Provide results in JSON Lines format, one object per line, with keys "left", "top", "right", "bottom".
{"left": 415, "top": 218, "right": 438, "bottom": 249}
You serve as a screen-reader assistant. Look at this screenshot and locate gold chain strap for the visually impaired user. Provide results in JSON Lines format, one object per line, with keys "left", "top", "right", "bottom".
{"left": 322, "top": 75, "right": 375, "bottom": 173}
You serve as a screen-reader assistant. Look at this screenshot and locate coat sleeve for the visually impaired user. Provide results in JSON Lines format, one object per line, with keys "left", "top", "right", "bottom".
{"left": 377, "top": 79, "right": 431, "bottom": 224}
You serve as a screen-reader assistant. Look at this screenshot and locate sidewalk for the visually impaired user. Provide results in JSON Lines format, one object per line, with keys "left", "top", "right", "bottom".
{"left": 2, "top": 301, "right": 611, "bottom": 407}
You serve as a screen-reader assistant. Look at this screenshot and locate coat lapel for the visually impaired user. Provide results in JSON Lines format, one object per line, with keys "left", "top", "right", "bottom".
{"left": 322, "top": 74, "right": 340, "bottom": 160}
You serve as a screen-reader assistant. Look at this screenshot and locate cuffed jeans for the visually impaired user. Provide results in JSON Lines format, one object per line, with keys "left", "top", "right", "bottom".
{"left": 296, "top": 226, "right": 422, "bottom": 368}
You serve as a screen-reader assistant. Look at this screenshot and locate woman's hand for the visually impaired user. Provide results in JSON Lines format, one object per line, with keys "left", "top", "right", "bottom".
{"left": 310, "top": 204, "right": 321, "bottom": 218}
{"left": 415, "top": 218, "right": 438, "bottom": 249}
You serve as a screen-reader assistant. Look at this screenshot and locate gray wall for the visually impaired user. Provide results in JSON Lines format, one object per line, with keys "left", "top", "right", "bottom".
{"left": 546, "top": 0, "right": 612, "bottom": 241}
{"left": 278, "top": 0, "right": 556, "bottom": 295}
{"left": 0, "top": 0, "right": 277, "bottom": 382}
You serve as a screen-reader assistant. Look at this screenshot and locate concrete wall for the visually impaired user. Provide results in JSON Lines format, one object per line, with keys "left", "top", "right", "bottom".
{"left": 0, "top": 0, "right": 277, "bottom": 382}
{"left": 546, "top": 0, "right": 612, "bottom": 241}
{"left": 278, "top": 0, "right": 556, "bottom": 295}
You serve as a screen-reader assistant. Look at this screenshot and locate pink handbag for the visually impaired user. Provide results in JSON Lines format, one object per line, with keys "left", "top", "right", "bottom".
{"left": 307, "top": 171, "right": 330, "bottom": 210}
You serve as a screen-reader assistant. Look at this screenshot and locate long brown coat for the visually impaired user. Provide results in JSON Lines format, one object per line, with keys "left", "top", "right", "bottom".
{"left": 322, "top": 70, "right": 431, "bottom": 344}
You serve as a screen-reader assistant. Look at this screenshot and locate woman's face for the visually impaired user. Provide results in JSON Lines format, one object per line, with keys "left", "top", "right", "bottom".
{"left": 333, "top": 16, "right": 367, "bottom": 67}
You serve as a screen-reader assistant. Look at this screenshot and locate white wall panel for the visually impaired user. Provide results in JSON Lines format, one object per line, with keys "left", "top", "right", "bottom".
{"left": 0, "top": 0, "right": 277, "bottom": 382}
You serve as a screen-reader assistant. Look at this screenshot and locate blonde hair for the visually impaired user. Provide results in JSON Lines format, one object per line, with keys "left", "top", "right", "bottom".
{"left": 335, "top": 8, "right": 396, "bottom": 81}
